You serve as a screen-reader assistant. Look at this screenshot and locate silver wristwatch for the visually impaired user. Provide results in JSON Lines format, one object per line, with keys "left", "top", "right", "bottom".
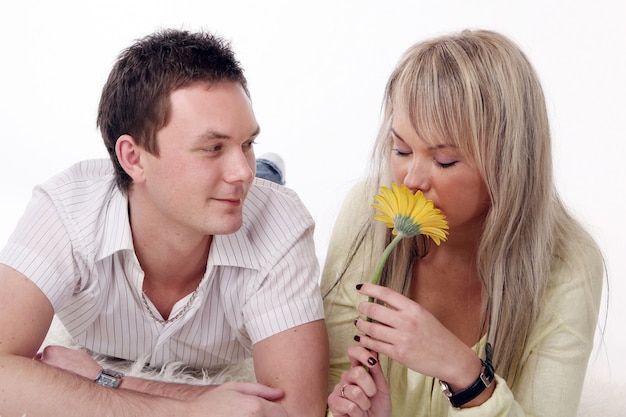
{"left": 94, "top": 368, "right": 124, "bottom": 388}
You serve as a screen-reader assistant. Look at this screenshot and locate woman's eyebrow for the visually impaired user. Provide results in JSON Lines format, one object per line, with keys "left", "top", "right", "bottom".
{"left": 390, "top": 128, "right": 456, "bottom": 150}
{"left": 390, "top": 128, "right": 406, "bottom": 143}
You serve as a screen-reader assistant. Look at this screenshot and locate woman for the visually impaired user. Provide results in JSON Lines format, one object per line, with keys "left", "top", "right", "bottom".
{"left": 323, "top": 29, "right": 603, "bottom": 417}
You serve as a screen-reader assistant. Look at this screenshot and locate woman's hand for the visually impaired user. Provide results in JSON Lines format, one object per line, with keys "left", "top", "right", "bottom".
{"left": 354, "top": 283, "right": 482, "bottom": 388}
{"left": 35, "top": 345, "right": 102, "bottom": 380}
{"left": 327, "top": 346, "right": 391, "bottom": 417}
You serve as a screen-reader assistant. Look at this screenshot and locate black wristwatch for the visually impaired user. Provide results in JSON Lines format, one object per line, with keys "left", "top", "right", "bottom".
{"left": 439, "top": 343, "right": 494, "bottom": 408}
{"left": 94, "top": 368, "right": 124, "bottom": 388}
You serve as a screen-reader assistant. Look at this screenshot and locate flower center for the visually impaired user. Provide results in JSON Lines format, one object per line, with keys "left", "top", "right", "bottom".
{"left": 394, "top": 214, "right": 422, "bottom": 237}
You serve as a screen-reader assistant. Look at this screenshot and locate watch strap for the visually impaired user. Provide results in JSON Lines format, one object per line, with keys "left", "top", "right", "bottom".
{"left": 439, "top": 343, "right": 494, "bottom": 408}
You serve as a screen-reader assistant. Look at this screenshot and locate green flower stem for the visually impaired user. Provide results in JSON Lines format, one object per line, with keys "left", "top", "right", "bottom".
{"left": 368, "top": 232, "right": 406, "bottom": 305}
{"left": 363, "top": 232, "right": 406, "bottom": 370}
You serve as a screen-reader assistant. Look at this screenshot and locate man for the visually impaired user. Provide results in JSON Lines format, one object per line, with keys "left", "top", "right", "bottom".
{"left": 0, "top": 29, "right": 328, "bottom": 417}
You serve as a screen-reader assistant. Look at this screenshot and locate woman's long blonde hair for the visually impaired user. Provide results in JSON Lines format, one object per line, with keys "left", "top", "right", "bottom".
{"left": 362, "top": 29, "right": 601, "bottom": 382}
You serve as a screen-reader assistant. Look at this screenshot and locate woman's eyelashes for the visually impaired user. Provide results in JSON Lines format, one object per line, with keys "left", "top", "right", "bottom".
{"left": 392, "top": 148, "right": 459, "bottom": 168}
{"left": 436, "top": 159, "right": 458, "bottom": 169}
{"left": 391, "top": 134, "right": 460, "bottom": 168}
{"left": 392, "top": 147, "right": 411, "bottom": 157}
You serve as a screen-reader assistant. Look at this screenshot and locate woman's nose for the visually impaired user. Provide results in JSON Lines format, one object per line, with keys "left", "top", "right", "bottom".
{"left": 403, "top": 159, "right": 431, "bottom": 192}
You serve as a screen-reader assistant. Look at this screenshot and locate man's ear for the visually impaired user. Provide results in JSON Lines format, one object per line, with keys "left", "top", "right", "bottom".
{"left": 115, "top": 135, "right": 146, "bottom": 184}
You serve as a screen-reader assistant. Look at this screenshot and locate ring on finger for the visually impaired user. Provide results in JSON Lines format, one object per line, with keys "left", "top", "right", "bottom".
{"left": 340, "top": 383, "right": 348, "bottom": 398}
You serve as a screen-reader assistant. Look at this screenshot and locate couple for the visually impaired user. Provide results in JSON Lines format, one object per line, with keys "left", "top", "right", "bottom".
{"left": 0, "top": 28, "right": 602, "bottom": 417}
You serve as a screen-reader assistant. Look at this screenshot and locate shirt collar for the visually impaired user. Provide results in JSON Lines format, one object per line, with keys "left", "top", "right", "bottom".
{"left": 96, "top": 187, "right": 134, "bottom": 261}
{"left": 208, "top": 224, "right": 262, "bottom": 271}
{"left": 95, "top": 186, "right": 260, "bottom": 272}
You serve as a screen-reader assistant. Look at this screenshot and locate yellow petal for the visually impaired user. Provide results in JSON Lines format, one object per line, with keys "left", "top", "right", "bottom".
{"left": 371, "top": 184, "right": 449, "bottom": 244}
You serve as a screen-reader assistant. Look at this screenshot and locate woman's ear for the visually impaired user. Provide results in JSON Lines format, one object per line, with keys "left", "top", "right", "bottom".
{"left": 115, "top": 134, "right": 146, "bottom": 184}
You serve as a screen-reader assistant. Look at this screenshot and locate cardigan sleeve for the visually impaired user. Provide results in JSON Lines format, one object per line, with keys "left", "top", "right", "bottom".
{"left": 448, "top": 240, "right": 604, "bottom": 417}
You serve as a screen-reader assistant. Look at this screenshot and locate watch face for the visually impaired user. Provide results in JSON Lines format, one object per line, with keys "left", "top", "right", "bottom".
{"left": 439, "top": 380, "right": 453, "bottom": 397}
{"left": 95, "top": 369, "right": 123, "bottom": 388}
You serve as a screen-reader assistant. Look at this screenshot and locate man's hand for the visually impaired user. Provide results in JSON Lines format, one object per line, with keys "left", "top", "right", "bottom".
{"left": 188, "top": 382, "right": 287, "bottom": 417}
{"left": 36, "top": 345, "right": 101, "bottom": 380}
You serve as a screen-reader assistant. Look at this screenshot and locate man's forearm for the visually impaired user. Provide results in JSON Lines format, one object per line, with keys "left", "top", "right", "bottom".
{"left": 38, "top": 344, "right": 217, "bottom": 401}
{"left": 0, "top": 355, "right": 186, "bottom": 417}
{"left": 119, "top": 375, "right": 217, "bottom": 400}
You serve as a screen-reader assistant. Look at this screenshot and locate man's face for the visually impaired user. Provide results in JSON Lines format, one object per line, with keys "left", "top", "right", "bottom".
{"left": 138, "top": 81, "right": 258, "bottom": 238}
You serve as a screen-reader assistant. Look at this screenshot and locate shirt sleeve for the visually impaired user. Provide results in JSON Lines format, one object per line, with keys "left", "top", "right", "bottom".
{"left": 0, "top": 187, "right": 79, "bottom": 310}
{"left": 244, "top": 216, "right": 324, "bottom": 344}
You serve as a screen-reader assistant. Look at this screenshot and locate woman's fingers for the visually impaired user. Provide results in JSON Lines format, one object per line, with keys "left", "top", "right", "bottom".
{"left": 347, "top": 347, "right": 379, "bottom": 390}
{"left": 328, "top": 346, "right": 382, "bottom": 415}
{"left": 357, "top": 283, "right": 409, "bottom": 311}
{"left": 356, "top": 284, "right": 421, "bottom": 331}
{"left": 329, "top": 381, "right": 370, "bottom": 417}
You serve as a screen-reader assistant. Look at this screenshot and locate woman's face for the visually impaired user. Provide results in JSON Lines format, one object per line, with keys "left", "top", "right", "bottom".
{"left": 389, "top": 108, "right": 491, "bottom": 239}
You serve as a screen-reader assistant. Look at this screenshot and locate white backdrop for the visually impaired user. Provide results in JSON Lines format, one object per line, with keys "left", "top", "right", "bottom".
{"left": 1, "top": 0, "right": 624, "bottom": 390}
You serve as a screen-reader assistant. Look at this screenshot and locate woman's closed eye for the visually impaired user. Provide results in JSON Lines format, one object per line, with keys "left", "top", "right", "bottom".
{"left": 392, "top": 147, "right": 412, "bottom": 157}
{"left": 436, "top": 159, "right": 458, "bottom": 169}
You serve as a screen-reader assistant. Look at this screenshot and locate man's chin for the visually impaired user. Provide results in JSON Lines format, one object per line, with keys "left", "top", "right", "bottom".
{"left": 210, "top": 220, "right": 243, "bottom": 236}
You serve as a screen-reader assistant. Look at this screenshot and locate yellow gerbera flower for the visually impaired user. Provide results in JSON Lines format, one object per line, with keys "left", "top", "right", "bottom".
{"left": 372, "top": 184, "right": 449, "bottom": 244}
{"left": 369, "top": 184, "right": 449, "bottom": 288}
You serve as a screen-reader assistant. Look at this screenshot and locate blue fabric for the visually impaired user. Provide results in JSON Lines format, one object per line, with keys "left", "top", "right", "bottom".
{"left": 256, "top": 158, "right": 285, "bottom": 185}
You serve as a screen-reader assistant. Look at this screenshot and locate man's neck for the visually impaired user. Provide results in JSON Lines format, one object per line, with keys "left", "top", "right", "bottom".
{"left": 130, "top": 214, "right": 211, "bottom": 321}
{"left": 126, "top": 193, "right": 212, "bottom": 291}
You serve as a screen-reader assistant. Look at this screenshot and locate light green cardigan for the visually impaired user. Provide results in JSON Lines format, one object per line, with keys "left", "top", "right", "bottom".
{"left": 322, "top": 183, "right": 603, "bottom": 417}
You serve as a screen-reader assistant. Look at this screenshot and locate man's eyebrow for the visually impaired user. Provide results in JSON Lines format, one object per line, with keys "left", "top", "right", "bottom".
{"left": 194, "top": 125, "right": 261, "bottom": 142}
{"left": 390, "top": 128, "right": 455, "bottom": 150}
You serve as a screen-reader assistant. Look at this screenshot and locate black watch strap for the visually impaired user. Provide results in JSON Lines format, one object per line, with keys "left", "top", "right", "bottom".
{"left": 439, "top": 343, "right": 494, "bottom": 408}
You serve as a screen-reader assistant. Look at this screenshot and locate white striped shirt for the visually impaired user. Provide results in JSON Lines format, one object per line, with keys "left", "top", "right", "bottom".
{"left": 0, "top": 159, "right": 324, "bottom": 369}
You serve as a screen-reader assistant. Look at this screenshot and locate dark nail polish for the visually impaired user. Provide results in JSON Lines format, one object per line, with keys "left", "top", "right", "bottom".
{"left": 353, "top": 319, "right": 358, "bottom": 326}
{"left": 367, "top": 357, "right": 377, "bottom": 366}
{"left": 356, "top": 283, "right": 363, "bottom": 290}
{"left": 354, "top": 335, "right": 360, "bottom": 342}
